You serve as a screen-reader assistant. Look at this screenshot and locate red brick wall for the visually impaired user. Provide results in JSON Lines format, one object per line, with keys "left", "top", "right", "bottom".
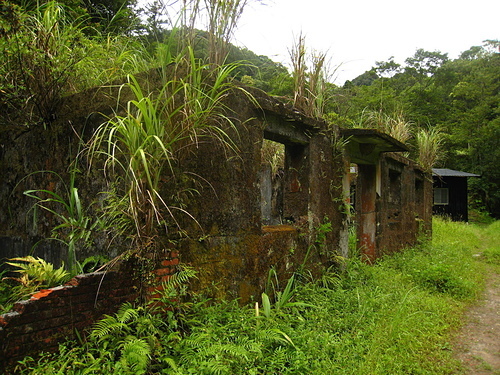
{"left": 0, "top": 262, "right": 140, "bottom": 370}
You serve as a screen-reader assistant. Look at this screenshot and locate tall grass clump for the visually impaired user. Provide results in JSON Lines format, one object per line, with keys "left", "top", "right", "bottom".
{"left": 88, "top": 48, "right": 246, "bottom": 248}
{"left": 416, "top": 127, "right": 443, "bottom": 172}
{"left": 354, "top": 108, "right": 413, "bottom": 144}
{"left": 205, "top": 0, "right": 249, "bottom": 67}
{"left": 289, "top": 33, "right": 335, "bottom": 119}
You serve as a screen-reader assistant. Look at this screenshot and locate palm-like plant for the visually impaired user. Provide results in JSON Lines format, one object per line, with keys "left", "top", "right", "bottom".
{"left": 23, "top": 168, "right": 96, "bottom": 275}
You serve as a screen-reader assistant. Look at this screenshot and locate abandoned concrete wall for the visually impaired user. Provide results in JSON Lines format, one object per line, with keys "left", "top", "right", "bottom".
{"left": 174, "top": 87, "right": 346, "bottom": 303}
{"left": 0, "top": 72, "right": 150, "bottom": 267}
{"left": 1, "top": 69, "right": 347, "bottom": 298}
{"left": 0, "top": 66, "right": 436, "bottom": 365}
{"left": 0, "top": 260, "right": 140, "bottom": 370}
{"left": 376, "top": 153, "right": 432, "bottom": 257}
{"left": 344, "top": 129, "right": 432, "bottom": 262}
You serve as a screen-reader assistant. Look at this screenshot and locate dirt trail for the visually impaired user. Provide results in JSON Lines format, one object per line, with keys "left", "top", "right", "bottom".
{"left": 455, "top": 269, "right": 500, "bottom": 374}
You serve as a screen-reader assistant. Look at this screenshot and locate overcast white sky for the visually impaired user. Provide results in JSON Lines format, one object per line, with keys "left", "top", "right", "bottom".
{"left": 233, "top": 0, "right": 500, "bottom": 84}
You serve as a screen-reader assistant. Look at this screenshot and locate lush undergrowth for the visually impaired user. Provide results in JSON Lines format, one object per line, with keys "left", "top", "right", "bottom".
{"left": 14, "top": 217, "right": 499, "bottom": 374}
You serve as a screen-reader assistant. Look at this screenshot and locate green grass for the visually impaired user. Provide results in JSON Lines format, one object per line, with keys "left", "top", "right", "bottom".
{"left": 13, "top": 217, "right": 499, "bottom": 374}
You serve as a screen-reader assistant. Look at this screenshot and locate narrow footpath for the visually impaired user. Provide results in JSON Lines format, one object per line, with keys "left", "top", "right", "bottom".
{"left": 455, "top": 269, "right": 500, "bottom": 374}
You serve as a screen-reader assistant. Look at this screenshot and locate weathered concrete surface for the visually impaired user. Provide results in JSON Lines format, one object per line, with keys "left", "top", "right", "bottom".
{"left": 377, "top": 153, "right": 432, "bottom": 257}
{"left": 0, "top": 72, "right": 150, "bottom": 266}
{"left": 173, "top": 86, "right": 346, "bottom": 301}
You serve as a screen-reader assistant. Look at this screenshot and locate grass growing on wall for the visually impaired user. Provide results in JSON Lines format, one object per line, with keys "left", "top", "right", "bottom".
{"left": 14, "top": 217, "right": 499, "bottom": 374}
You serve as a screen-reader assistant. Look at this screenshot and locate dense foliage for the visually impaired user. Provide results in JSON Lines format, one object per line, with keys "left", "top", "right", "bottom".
{"left": 13, "top": 218, "right": 500, "bottom": 374}
{"left": 332, "top": 43, "right": 500, "bottom": 217}
{"left": 0, "top": 1, "right": 498, "bottom": 221}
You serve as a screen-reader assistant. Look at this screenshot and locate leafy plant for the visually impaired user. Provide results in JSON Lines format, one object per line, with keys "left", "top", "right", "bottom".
{"left": 261, "top": 270, "right": 314, "bottom": 318}
{"left": 80, "top": 255, "right": 110, "bottom": 273}
{"left": 0, "top": 1, "right": 87, "bottom": 126}
{"left": 0, "top": 268, "right": 17, "bottom": 313}
{"left": 23, "top": 168, "right": 98, "bottom": 275}
{"left": 90, "top": 302, "right": 160, "bottom": 373}
{"left": 1, "top": 256, "right": 70, "bottom": 306}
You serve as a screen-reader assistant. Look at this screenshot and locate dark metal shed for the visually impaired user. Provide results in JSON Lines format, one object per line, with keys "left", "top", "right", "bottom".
{"left": 432, "top": 168, "right": 480, "bottom": 221}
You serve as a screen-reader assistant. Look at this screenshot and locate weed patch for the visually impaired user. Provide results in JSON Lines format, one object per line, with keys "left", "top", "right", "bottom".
{"left": 13, "top": 217, "right": 498, "bottom": 374}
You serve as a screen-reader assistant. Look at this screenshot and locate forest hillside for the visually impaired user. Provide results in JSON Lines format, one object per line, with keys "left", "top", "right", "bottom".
{"left": 1, "top": 0, "right": 498, "bottom": 217}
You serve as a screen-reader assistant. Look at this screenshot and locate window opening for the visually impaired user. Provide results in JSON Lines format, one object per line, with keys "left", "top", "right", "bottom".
{"left": 434, "top": 188, "right": 449, "bottom": 205}
{"left": 388, "top": 169, "right": 402, "bottom": 207}
{"left": 347, "top": 163, "right": 358, "bottom": 254}
{"left": 260, "top": 139, "right": 285, "bottom": 225}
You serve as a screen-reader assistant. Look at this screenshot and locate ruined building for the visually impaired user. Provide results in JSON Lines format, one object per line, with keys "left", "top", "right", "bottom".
{"left": 0, "top": 70, "right": 432, "bottom": 365}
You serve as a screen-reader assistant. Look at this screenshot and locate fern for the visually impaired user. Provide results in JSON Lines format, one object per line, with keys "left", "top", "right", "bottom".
{"left": 90, "top": 314, "right": 130, "bottom": 341}
{"left": 116, "top": 302, "right": 142, "bottom": 323}
{"left": 159, "top": 264, "right": 197, "bottom": 297}
{"left": 5, "top": 256, "right": 70, "bottom": 289}
{"left": 119, "top": 337, "right": 151, "bottom": 374}
{"left": 204, "top": 360, "right": 230, "bottom": 375}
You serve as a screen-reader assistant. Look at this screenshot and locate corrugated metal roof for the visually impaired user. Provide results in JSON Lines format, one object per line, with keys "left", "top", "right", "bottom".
{"left": 432, "top": 168, "right": 480, "bottom": 177}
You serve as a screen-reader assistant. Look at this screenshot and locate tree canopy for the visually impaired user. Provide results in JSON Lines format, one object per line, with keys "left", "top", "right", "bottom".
{"left": 334, "top": 42, "right": 500, "bottom": 218}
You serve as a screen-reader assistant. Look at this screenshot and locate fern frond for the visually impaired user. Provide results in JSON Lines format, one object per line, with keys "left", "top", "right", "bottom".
{"left": 163, "top": 264, "right": 197, "bottom": 289}
{"left": 218, "top": 342, "right": 250, "bottom": 360}
{"left": 205, "top": 360, "right": 230, "bottom": 375}
{"left": 119, "top": 337, "right": 151, "bottom": 373}
{"left": 90, "top": 314, "right": 129, "bottom": 341}
{"left": 116, "top": 302, "right": 141, "bottom": 324}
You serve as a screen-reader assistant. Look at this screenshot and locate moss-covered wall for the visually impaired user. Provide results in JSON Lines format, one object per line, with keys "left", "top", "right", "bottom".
{"left": 170, "top": 86, "right": 347, "bottom": 302}
{"left": 0, "top": 70, "right": 159, "bottom": 266}
{"left": 0, "top": 72, "right": 348, "bottom": 302}
{"left": 376, "top": 153, "right": 432, "bottom": 256}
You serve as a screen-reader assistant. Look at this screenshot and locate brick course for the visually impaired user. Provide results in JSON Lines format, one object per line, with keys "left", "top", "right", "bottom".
{"left": 0, "top": 261, "right": 140, "bottom": 370}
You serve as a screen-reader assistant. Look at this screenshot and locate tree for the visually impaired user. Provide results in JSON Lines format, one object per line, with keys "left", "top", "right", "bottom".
{"left": 404, "top": 48, "right": 449, "bottom": 77}
{"left": 375, "top": 56, "right": 401, "bottom": 78}
{"left": 7, "top": 0, "right": 139, "bottom": 34}
{"left": 330, "top": 45, "right": 499, "bottom": 217}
